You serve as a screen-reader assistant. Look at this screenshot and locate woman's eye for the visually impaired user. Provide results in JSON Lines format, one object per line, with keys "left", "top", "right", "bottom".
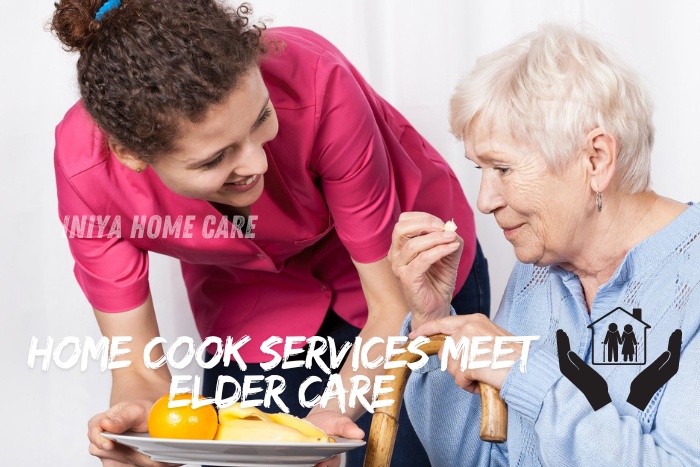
{"left": 473, "top": 165, "right": 482, "bottom": 170}
{"left": 495, "top": 167, "right": 510, "bottom": 175}
{"left": 202, "top": 153, "right": 225, "bottom": 169}
{"left": 252, "top": 108, "right": 272, "bottom": 130}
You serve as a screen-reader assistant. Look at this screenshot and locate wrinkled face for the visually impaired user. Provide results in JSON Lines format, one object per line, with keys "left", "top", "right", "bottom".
{"left": 464, "top": 120, "right": 589, "bottom": 266}
{"left": 149, "top": 67, "right": 278, "bottom": 207}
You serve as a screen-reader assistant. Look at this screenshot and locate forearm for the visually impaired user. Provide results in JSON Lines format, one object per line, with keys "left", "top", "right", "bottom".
{"left": 93, "top": 294, "right": 172, "bottom": 406}
{"left": 311, "top": 257, "right": 409, "bottom": 421}
{"left": 331, "top": 308, "right": 408, "bottom": 421}
{"left": 110, "top": 366, "right": 171, "bottom": 406}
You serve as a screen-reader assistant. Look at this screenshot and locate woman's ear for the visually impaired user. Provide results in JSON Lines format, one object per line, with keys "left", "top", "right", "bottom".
{"left": 584, "top": 128, "right": 618, "bottom": 193}
{"left": 108, "top": 139, "right": 148, "bottom": 173}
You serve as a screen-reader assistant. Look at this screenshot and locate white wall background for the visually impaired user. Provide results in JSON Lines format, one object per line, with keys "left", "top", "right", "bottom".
{"left": 3, "top": 1, "right": 699, "bottom": 465}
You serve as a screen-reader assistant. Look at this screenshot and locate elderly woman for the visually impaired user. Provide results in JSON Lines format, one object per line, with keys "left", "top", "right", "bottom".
{"left": 390, "top": 24, "right": 700, "bottom": 466}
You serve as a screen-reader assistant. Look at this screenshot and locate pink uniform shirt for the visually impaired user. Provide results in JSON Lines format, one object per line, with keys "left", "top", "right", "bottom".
{"left": 55, "top": 27, "right": 476, "bottom": 362}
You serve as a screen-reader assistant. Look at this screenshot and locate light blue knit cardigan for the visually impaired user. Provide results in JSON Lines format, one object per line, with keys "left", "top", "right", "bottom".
{"left": 403, "top": 203, "right": 700, "bottom": 466}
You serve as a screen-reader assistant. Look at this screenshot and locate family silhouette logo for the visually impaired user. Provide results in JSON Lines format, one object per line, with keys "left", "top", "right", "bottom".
{"left": 588, "top": 307, "right": 651, "bottom": 365}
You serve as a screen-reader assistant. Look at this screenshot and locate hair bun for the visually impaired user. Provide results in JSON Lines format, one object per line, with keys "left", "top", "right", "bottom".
{"left": 51, "top": 0, "right": 108, "bottom": 52}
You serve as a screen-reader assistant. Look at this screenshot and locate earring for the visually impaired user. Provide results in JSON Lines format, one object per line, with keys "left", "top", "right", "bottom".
{"left": 596, "top": 192, "right": 603, "bottom": 212}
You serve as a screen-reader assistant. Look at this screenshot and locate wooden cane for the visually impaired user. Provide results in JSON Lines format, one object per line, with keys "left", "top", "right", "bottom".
{"left": 363, "top": 334, "right": 508, "bottom": 467}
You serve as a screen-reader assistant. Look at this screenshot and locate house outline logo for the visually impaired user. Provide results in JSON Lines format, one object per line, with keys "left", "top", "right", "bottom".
{"left": 588, "top": 307, "right": 651, "bottom": 366}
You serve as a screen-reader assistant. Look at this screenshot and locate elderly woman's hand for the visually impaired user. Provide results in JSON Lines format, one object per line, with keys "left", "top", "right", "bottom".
{"left": 410, "top": 314, "right": 518, "bottom": 392}
{"left": 389, "top": 212, "right": 463, "bottom": 329}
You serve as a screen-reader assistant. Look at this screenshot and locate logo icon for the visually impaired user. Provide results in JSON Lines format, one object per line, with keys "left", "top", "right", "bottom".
{"left": 588, "top": 307, "right": 650, "bottom": 365}
{"left": 558, "top": 319, "right": 682, "bottom": 412}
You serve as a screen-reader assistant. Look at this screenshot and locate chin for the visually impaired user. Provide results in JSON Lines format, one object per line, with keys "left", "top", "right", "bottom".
{"left": 513, "top": 245, "right": 546, "bottom": 266}
{"left": 221, "top": 192, "right": 262, "bottom": 207}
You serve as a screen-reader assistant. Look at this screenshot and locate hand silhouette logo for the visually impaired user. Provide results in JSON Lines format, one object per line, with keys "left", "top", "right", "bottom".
{"left": 627, "top": 329, "right": 682, "bottom": 410}
{"left": 556, "top": 329, "right": 682, "bottom": 412}
{"left": 556, "top": 330, "right": 612, "bottom": 410}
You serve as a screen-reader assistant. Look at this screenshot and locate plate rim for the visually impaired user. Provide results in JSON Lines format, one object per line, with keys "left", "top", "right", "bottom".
{"left": 102, "top": 431, "right": 366, "bottom": 448}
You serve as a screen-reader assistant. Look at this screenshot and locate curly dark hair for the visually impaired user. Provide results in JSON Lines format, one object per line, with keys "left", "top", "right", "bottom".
{"left": 51, "top": 0, "right": 268, "bottom": 160}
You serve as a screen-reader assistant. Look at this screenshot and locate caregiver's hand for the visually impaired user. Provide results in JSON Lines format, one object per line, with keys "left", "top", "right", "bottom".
{"left": 389, "top": 212, "right": 463, "bottom": 329}
{"left": 410, "top": 314, "right": 518, "bottom": 392}
{"left": 307, "top": 409, "right": 364, "bottom": 467}
{"left": 88, "top": 400, "right": 177, "bottom": 467}
{"left": 305, "top": 408, "right": 365, "bottom": 441}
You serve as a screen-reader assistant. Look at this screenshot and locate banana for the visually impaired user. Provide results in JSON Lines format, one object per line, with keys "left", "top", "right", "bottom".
{"left": 215, "top": 419, "right": 326, "bottom": 442}
{"left": 218, "top": 404, "right": 271, "bottom": 423}
{"left": 268, "top": 413, "right": 333, "bottom": 442}
{"left": 214, "top": 403, "right": 333, "bottom": 443}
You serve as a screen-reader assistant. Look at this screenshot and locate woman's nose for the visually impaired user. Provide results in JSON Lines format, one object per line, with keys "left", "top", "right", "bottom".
{"left": 237, "top": 144, "right": 268, "bottom": 176}
{"left": 476, "top": 174, "right": 504, "bottom": 214}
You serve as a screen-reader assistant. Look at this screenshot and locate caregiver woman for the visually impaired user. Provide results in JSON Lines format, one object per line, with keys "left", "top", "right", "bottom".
{"left": 50, "top": 1, "right": 486, "bottom": 466}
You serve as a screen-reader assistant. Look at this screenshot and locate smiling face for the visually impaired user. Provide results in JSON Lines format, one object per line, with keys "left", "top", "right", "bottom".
{"left": 464, "top": 120, "right": 591, "bottom": 267}
{"left": 146, "top": 67, "right": 278, "bottom": 208}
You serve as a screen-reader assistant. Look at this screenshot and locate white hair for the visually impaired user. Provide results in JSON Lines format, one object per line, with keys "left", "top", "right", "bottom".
{"left": 450, "top": 23, "right": 654, "bottom": 193}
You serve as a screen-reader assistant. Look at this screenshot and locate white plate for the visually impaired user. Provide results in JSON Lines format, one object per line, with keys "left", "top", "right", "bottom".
{"left": 102, "top": 432, "right": 365, "bottom": 466}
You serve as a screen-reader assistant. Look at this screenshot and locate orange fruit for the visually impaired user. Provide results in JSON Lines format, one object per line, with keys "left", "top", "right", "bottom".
{"left": 147, "top": 393, "right": 218, "bottom": 440}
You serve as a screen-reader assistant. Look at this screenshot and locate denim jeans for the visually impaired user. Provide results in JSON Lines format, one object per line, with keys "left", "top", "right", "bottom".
{"left": 202, "top": 241, "right": 490, "bottom": 466}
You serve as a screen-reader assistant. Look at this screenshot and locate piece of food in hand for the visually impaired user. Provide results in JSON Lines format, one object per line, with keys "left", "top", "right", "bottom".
{"left": 444, "top": 219, "right": 458, "bottom": 232}
{"left": 215, "top": 403, "right": 333, "bottom": 443}
{"left": 148, "top": 393, "right": 218, "bottom": 440}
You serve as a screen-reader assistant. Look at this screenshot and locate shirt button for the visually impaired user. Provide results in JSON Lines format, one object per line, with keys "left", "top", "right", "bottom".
{"left": 256, "top": 254, "right": 265, "bottom": 259}
{"left": 320, "top": 285, "right": 327, "bottom": 291}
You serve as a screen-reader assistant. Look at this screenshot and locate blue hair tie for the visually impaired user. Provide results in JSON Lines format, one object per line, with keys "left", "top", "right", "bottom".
{"left": 95, "top": 0, "right": 122, "bottom": 21}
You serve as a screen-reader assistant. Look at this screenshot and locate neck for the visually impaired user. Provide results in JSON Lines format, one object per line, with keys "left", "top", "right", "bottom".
{"left": 559, "top": 191, "right": 685, "bottom": 310}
